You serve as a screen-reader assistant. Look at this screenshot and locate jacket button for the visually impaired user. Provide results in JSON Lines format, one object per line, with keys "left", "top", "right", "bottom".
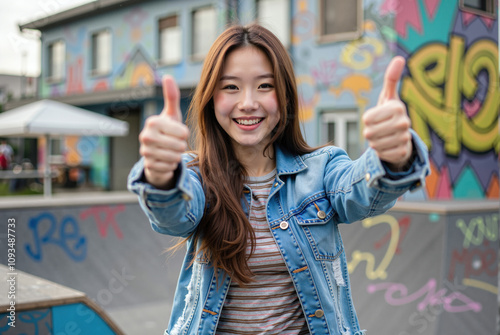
{"left": 279, "top": 221, "right": 289, "bottom": 230}
{"left": 314, "top": 309, "right": 324, "bottom": 318}
{"left": 317, "top": 210, "right": 326, "bottom": 219}
{"left": 273, "top": 182, "right": 279, "bottom": 187}
{"left": 182, "top": 193, "right": 191, "bottom": 201}
{"left": 365, "top": 173, "right": 371, "bottom": 182}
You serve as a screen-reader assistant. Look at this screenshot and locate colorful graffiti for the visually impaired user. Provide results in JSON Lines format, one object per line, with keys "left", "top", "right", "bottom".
{"left": 292, "top": 0, "right": 394, "bottom": 137}
{"left": 343, "top": 209, "right": 498, "bottom": 334}
{"left": 0, "top": 303, "right": 118, "bottom": 335}
{"left": 396, "top": 0, "right": 499, "bottom": 199}
{"left": 114, "top": 47, "right": 158, "bottom": 89}
{"left": 24, "top": 205, "right": 125, "bottom": 262}
{"left": 367, "top": 278, "right": 482, "bottom": 313}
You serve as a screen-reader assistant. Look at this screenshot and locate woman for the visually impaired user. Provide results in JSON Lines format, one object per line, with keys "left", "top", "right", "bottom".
{"left": 128, "top": 24, "right": 429, "bottom": 335}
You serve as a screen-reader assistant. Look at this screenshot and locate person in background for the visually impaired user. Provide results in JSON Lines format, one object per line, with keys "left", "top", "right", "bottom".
{"left": 128, "top": 24, "right": 430, "bottom": 335}
{"left": 0, "top": 139, "right": 13, "bottom": 170}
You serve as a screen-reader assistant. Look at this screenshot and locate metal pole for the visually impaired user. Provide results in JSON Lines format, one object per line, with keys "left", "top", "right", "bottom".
{"left": 44, "top": 134, "right": 51, "bottom": 197}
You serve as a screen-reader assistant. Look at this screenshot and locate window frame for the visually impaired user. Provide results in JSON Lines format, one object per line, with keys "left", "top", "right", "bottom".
{"left": 256, "top": 0, "right": 291, "bottom": 48}
{"left": 318, "top": 0, "right": 364, "bottom": 44}
{"left": 320, "top": 109, "right": 361, "bottom": 159}
{"left": 158, "top": 13, "right": 183, "bottom": 66}
{"left": 459, "top": 0, "right": 496, "bottom": 18}
{"left": 47, "top": 39, "right": 65, "bottom": 83}
{"left": 90, "top": 28, "right": 112, "bottom": 77}
{"left": 191, "top": 5, "right": 218, "bottom": 62}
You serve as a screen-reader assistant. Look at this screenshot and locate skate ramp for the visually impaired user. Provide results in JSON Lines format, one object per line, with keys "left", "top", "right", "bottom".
{"left": 0, "top": 264, "right": 124, "bottom": 334}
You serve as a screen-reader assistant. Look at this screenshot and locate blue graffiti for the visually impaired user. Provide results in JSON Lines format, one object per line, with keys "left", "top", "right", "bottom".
{"left": 25, "top": 212, "right": 87, "bottom": 262}
{"left": 0, "top": 309, "right": 51, "bottom": 335}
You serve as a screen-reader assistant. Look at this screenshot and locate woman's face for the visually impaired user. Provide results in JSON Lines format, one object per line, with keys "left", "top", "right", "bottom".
{"left": 213, "top": 46, "right": 280, "bottom": 155}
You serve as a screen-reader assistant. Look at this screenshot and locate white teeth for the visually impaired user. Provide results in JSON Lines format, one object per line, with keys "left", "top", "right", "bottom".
{"left": 236, "top": 118, "right": 262, "bottom": 125}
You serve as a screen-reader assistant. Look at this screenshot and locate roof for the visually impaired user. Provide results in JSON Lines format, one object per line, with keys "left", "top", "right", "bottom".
{"left": 19, "top": 0, "right": 143, "bottom": 31}
{"left": 0, "top": 99, "right": 128, "bottom": 137}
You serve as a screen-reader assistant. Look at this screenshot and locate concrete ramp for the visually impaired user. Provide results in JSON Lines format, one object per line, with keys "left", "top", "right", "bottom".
{"left": 0, "top": 193, "right": 497, "bottom": 335}
{"left": 0, "top": 264, "right": 124, "bottom": 334}
{"left": 0, "top": 192, "right": 184, "bottom": 335}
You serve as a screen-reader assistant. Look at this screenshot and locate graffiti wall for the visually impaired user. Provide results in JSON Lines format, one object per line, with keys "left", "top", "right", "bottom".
{"left": 395, "top": 0, "right": 499, "bottom": 199}
{"left": 292, "top": 0, "right": 394, "bottom": 128}
{"left": 291, "top": 0, "right": 498, "bottom": 200}
{"left": 0, "top": 198, "right": 185, "bottom": 334}
{"left": 1, "top": 196, "right": 497, "bottom": 335}
{"left": 38, "top": 0, "right": 228, "bottom": 189}
{"left": 341, "top": 205, "right": 498, "bottom": 335}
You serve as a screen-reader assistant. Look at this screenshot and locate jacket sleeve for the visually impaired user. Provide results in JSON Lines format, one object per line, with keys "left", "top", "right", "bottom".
{"left": 127, "top": 154, "right": 205, "bottom": 237}
{"left": 325, "top": 129, "right": 430, "bottom": 223}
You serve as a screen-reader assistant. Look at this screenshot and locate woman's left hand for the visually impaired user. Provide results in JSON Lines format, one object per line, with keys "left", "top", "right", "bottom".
{"left": 362, "top": 56, "right": 413, "bottom": 171}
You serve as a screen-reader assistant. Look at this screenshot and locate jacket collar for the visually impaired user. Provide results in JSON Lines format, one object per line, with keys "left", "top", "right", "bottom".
{"left": 275, "top": 145, "right": 308, "bottom": 176}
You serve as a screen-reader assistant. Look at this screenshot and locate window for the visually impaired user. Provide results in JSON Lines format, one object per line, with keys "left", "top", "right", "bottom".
{"left": 159, "top": 14, "right": 182, "bottom": 65}
{"left": 192, "top": 6, "right": 217, "bottom": 60}
{"left": 91, "top": 30, "right": 111, "bottom": 75}
{"left": 257, "top": 0, "right": 290, "bottom": 47}
{"left": 321, "top": 110, "right": 360, "bottom": 159}
{"left": 0, "top": 87, "right": 6, "bottom": 104}
{"left": 319, "top": 0, "right": 363, "bottom": 43}
{"left": 460, "top": 0, "right": 496, "bottom": 17}
{"left": 48, "top": 40, "right": 65, "bottom": 81}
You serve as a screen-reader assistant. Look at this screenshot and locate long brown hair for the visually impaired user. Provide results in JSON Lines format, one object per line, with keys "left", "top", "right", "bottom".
{"left": 187, "top": 24, "right": 315, "bottom": 285}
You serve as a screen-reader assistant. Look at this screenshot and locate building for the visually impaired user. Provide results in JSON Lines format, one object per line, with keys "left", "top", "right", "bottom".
{"left": 0, "top": 73, "right": 37, "bottom": 109}
{"left": 17, "top": 0, "right": 498, "bottom": 197}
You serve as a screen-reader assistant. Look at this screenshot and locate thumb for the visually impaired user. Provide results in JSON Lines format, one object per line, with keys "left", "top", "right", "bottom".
{"left": 160, "top": 75, "right": 183, "bottom": 122}
{"left": 378, "top": 56, "right": 405, "bottom": 105}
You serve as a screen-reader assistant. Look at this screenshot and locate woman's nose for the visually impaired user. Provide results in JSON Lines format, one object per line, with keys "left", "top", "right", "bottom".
{"left": 238, "top": 89, "right": 258, "bottom": 111}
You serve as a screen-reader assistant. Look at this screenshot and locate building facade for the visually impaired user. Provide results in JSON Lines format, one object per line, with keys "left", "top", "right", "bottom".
{"left": 19, "top": 0, "right": 498, "bottom": 197}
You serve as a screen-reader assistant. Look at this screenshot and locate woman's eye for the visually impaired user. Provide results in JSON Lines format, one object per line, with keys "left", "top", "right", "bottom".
{"left": 259, "top": 83, "right": 274, "bottom": 89}
{"left": 223, "top": 84, "right": 238, "bottom": 90}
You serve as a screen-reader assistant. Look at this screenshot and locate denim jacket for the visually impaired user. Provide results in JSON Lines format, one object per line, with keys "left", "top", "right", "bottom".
{"left": 128, "top": 131, "right": 430, "bottom": 335}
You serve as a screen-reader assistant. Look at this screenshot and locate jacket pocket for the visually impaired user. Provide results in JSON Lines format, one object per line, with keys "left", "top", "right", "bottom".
{"left": 294, "top": 196, "right": 342, "bottom": 261}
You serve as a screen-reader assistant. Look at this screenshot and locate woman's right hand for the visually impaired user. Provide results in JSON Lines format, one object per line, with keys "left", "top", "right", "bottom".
{"left": 139, "top": 75, "right": 189, "bottom": 189}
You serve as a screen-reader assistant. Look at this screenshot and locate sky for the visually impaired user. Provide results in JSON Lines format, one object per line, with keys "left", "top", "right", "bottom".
{"left": 0, "top": 0, "right": 94, "bottom": 77}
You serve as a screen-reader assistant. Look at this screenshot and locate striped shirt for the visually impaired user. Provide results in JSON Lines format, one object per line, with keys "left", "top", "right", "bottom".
{"left": 216, "top": 170, "right": 309, "bottom": 335}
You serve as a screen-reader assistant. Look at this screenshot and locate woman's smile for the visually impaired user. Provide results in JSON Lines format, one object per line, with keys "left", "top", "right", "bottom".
{"left": 213, "top": 46, "right": 280, "bottom": 154}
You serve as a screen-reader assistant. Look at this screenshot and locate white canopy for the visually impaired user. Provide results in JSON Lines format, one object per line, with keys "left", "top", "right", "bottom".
{"left": 0, "top": 99, "right": 128, "bottom": 137}
{"left": 0, "top": 99, "right": 129, "bottom": 197}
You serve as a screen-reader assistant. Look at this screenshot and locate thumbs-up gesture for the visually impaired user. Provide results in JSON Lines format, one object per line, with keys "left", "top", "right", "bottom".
{"left": 139, "top": 75, "right": 189, "bottom": 189}
{"left": 362, "top": 56, "right": 413, "bottom": 171}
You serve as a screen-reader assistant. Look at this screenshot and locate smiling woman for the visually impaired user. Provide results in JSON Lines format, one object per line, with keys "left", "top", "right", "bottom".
{"left": 128, "top": 23, "right": 430, "bottom": 335}
{"left": 213, "top": 46, "right": 280, "bottom": 173}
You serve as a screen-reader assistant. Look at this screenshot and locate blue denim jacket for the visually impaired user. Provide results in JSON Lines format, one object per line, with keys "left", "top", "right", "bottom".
{"left": 128, "top": 131, "right": 430, "bottom": 335}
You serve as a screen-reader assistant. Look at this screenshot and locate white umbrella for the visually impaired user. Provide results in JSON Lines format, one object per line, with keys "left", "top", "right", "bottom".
{"left": 0, "top": 99, "right": 129, "bottom": 197}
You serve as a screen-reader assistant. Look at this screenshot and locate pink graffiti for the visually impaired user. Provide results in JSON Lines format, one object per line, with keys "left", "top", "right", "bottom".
{"left": 383, "top": 0, "right": 423, "bottom": 38}
{"left": 80, "top": 205, "right": 126, "bottom": 239}
{"left": 423, "top": 0, "right": 440, "bottom": 19}
{"left": 462, "top": 11, "right": 495, "bottom": 29}
{"left": 463, "top": 98, "right": 481, "bottom": 118}
{"left": 367, "top": 278, "right": 482, "bottom": 313}
{"left": 67, "top": 58, "right": 84, "bottom": 95}
{"left": 311, "top": 60, "right": 338, "bottom": 86}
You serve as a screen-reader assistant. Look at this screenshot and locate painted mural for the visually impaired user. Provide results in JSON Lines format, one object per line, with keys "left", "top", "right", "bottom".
{"left": 37, "top": 0, "right": 498, "bottom": 198}
{"left": 292, "top": 0, "right": 393, "bottom": 123}
{"left": 39, "top": 4, "right": 161, "bottom": 189}
{"left": 0, "top": 303, "right": 118, "bottom": 335}
{"left": 341, "top": 208, "right": 499, "bottom": 334}
{"left": 292, "top": 0, "right": 498, "bottom": 200}
{"left": 393, "top": 0, "right": 499, "bottom": 199}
